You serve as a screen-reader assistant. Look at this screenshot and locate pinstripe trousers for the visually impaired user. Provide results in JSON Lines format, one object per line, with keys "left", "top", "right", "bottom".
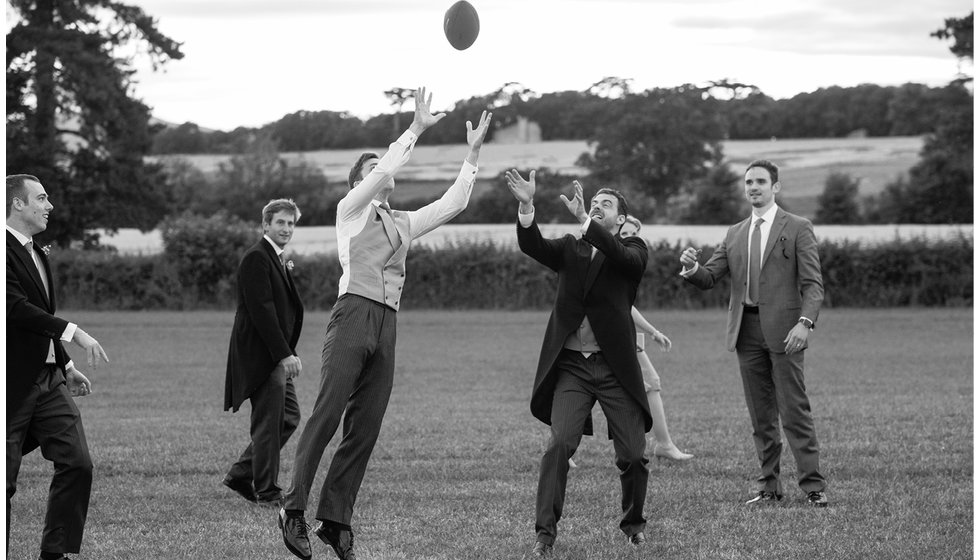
{"left": 283, "top": 294, "right": 396, "bottom": 525}
{"left": 535, "top": 350, "right": 648, "bottom": 544}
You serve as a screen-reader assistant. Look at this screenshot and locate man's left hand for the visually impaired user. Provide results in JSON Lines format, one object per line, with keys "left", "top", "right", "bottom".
{"left": 560, "top": 180, "right": 589, "bottom": 224}
{"left": 783, "top": 323, "right": 811, "bottom": 354}
{"left": 66, "top": 367, "right": 92, "bottom": 397}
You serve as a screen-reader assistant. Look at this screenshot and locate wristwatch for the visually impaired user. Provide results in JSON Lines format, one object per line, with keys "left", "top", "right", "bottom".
{"left": 798, "top": 317, "right": 814, "bottom": 330}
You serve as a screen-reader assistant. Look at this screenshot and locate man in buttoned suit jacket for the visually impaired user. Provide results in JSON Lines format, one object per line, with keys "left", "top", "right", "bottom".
{"left": 504, "top": 171, "right": 651, "bottom": 554}
{"left": 679, "top": 159, "right": 828, "bottom": 507}
{"left": 223, "top": 199, "right": 305, "bottom": 506}
{"left": 6, "top": 174, "right": 109, "bottom": 560}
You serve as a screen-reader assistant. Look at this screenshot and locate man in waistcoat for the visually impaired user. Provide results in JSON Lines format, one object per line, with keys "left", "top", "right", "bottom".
{"left": 278, "top": 88, "right": 491, "bottom": 560}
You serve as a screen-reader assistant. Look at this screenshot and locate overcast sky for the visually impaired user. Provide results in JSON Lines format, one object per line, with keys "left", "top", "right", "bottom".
{"left": 111, "top": 0, "right": 974, "bottom": 130}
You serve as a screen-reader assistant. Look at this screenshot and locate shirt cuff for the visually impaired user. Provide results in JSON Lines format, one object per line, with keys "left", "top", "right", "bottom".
{"left": 679, "top": 263, "right": 699, "bottom": 277}
{"left": 580, "top": 219, "right": 591, "bottom": 234}
{"left": 62, "top": 322, "right": 77, "bottom": 342}
{"left": 459, "top": 160, "right": 478, "bottom": 180}
{"left": 518, "top": 209, "right": 534, "bottom": 228}
{"left": 397, "top": 129, "right": 418, "bottom": 146}
{"left": 65, "top": 360, "right": 75, "bottom": 372}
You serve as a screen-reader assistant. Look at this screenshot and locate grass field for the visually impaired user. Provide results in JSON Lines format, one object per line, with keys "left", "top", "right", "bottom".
{"left": 7, "top": 308, "right": 971, "bottom": 559}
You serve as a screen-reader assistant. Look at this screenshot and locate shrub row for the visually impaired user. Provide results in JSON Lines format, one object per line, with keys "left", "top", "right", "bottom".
{"left": 52, "top": 235, "right": 972, "bottom": 311}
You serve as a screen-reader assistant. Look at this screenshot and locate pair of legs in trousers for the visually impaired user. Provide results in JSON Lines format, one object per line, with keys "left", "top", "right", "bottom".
{"left": 7, "top": 365, "right": 93, "bottom": 556}
{"left": 536, "top": 350, "right": 649, "bottom": 545}
{"left": 284, "top": 294, "right": 396, "bottom": 527}
{"left": 736, "top": 312, "right": 826, "bottom": 496}
{"left": 227, "top": 366, "right": 301, "bottom": 501}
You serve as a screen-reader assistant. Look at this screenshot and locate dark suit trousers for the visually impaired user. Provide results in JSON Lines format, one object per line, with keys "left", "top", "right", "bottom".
{"left": 735, "top": 312, "right": 825, "bottom": 495}
{"left": 6, "top": 365, "right": 93, "bottom": 554}
{"left": 227, "top": 366, "right": 300, "bottom": 501}
{"left": 284, "top": 295, "right": 396, "bottom": 526}
{"left": 536, "top": 350, "right": 648, "bottom": 545}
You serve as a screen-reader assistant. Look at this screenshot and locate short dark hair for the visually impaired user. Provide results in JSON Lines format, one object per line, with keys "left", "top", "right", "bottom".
{"left": 745, "top": 160, "right": 779, "bottom": 184}
{"left": 262, "top": 198, "right": 301, "bottom": 225}
{"left": 348, "top": 152, "right": 379, "bottom": 189}
{"left": 6, "top": 174, "right": 40, "bottom": 217}
{"left": 594, "top": 187, "right": 629, "bottom": 217}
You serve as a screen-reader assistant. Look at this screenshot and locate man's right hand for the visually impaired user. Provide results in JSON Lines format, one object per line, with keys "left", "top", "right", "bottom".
{"left": 409, "top": 86, "right": 446, "bottom": 134}
{"left": 71, "top": 327, "right": 109, "bottom": 369}
{"left": 679, "top": 247, "right": 701, "bottom": 269}
{"left": 504, "top": 169, "right": 536, "bottom": 213}
{"left": 280, "top": 355, "right": 302, "bottom": 379}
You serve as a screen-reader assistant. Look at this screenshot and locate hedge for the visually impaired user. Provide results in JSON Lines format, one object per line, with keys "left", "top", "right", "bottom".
{"left": 50, "top": 235, "right": 972, "bottom": 311}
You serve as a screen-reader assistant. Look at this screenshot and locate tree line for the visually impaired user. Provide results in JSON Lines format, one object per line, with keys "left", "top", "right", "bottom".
{"left": 149, "top": 81, "right": 972, "bottom": 155}
{"left": 6, "top": 1, "right": 973, "bottom": 247}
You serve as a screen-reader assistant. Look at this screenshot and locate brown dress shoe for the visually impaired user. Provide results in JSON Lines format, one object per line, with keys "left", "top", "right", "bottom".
{"left": 806, "top": 491, "right": 829, "bottom": 507}
{"left": 531, "top": 541, "right": 553, "bottom": 557}
{"left": 314, "top": 521, "right": 357, "bottom": 560}
{"left": 745, "top": 490, "right": 782, "bottom": 505}
{"left": 628, "top": 531, "right": 646, "bottom": 545}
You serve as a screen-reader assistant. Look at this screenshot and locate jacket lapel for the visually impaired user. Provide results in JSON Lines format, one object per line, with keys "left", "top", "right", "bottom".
{"left": 732, "top": 217, "right": 752, "bottom": 276}
{"left": 762, "top": 210, "right": 789, "bottom": 267}
{"left": 7, "top": 233, "right": 51, "bottom": 309}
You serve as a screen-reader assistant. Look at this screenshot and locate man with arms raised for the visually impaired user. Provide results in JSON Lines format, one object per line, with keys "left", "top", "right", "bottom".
{"left": 503, "top": 171, "right": 651, "bottom": 556}
{"left": 278, "top": 89, "right": 491, "bottom": 560}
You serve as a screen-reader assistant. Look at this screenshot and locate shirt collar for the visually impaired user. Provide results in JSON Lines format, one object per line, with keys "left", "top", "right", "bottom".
{"left": 262, "top": 235, "right": 285, "bottom": 256}
{"left": 6, "top": 225, "right": 31, "bottom": 247}
{"left": 752, "top": 204, "right": 779, "bottom": 224}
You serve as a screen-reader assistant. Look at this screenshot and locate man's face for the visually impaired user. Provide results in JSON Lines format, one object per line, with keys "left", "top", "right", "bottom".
{"left": 358, "top": 158, "right": 394, "bottom": 197}
{"left": 743, "top": 167, "right": 780, "bottom": 210}
{"left": 263, "top": 210, "right": 297, "bottom": 249}
{"left": 15, "top": 180, "right": 54, "bottom": 235}
{"left": 589, "top": 193, "right": 626, "bottom": 232}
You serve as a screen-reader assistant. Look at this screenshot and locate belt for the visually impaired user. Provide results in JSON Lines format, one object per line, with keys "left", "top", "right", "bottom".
{"left": 743, "top": 305, "right": 759, "bottom": 314}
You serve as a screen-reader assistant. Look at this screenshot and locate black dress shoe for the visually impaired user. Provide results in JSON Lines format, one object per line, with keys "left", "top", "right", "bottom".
{"left": 314, "top": 521, "right": 357, "bottom": 560}
{"left": 38, "top": 555, "right": 70, "bottom": 560}
{"left": 278, "top": 508, "right": 313, "bottom": 560}
{"left": 222, "top": 476, "right": 257, "bottom": 503}
{"left": 745, "top": 490, "right": 781, "bottom": 505}
{"left": 806, "top": 491, "right": 829, "bottom": 507}
{"left": 531, "top": 541, "right": 552, "bottom": 557}
{"left": 628, "top": 531, "right": 646, "bottom": 546}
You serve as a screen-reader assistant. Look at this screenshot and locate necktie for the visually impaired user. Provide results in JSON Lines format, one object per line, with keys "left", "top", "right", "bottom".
{"left": 748, "top": 218, "right": 763, "bottom": 305}
{"left": 377, "top": 204, "right": 400, "bottom": 249}
{"left": 278, "top": 252, "right": 287, "bottom": 274}
{"left": 25, "top": 241, "right": 50, "bottom": 297}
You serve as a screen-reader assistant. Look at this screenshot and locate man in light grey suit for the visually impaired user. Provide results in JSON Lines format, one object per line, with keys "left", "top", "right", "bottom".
{"left": 679, "top": 159, "right": 828, "bottom": 507}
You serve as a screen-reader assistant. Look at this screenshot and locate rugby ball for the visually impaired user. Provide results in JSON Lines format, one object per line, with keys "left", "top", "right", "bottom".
{"left": 444, "top": 1, "right": 480, "bottom": 50}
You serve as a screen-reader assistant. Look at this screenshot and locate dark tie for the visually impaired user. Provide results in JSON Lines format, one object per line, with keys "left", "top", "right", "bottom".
{"left": 25, "top": 241, "right": 50, "bottom": 296}
{"left": 748, "top": 217, "right": 763, "bottom": 305}
{"left": 278, "top": 252, "right": 287, "bottom": 274}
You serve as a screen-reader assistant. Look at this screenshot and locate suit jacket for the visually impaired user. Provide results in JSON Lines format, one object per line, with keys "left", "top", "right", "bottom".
{"left": 518, "top": 219, "right": 653, "bottom": 433}
{"left": 6, "top": 231, "right": 71, "bottom": 415}
{"left": 685, "top": 208, "right": 823, "bottom": 351}
{"left": 224, "top": 238, "right": 304, "bottom": 412}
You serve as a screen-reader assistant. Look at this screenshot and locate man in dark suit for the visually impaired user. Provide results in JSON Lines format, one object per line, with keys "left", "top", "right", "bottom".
{"left": 6, "top": 174, "right": 109, "bottom": 560}
{"left": 503, "top": 171, "right": 651, "bottom": 557}
{"left": 679, "top": 159, "right": 828, "bottom": 507}
{"left": 223, "top": 199, "right": 305, "bottom": 507}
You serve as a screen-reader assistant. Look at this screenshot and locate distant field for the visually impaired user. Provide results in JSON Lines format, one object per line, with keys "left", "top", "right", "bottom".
{"left": 7, "top": 308, "right": 972, "bottom": 560}
{"left": 151, "top": 136, "right": 924, "bottom": 217}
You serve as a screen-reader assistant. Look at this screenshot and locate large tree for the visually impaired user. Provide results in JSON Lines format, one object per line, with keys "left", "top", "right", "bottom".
{"left": 6, "top": 0, "right": 183, "bottom": 245}
{"left": 577, "top": 85, "right": 726, "bottom": 204}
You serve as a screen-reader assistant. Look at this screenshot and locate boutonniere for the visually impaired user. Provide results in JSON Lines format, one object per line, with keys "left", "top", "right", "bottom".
{"left": 40, "top": 244, "right": 51, "bottom": 256}
{"left": 286, "top": 260, "right": 295, "bottom": 271}
{"left": 779, "top": 236, "right": 789, "bottom": 258}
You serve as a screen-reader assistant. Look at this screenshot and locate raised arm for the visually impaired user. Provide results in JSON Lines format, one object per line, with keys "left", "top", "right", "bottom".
{"left": 338, "top": 87, "right": 446, "bottom": 221}
{"left": 406, "top": 111, "right": 492, "bottom": 240}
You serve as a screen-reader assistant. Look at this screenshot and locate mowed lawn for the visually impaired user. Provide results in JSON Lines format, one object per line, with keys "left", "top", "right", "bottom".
{"left": 8, "top": 308, "right": 972, "bottom": 560}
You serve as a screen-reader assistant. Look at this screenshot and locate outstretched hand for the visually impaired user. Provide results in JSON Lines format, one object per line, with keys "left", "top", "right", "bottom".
{"left": 411, "top": 86, "right": 446, "bottom": 132}
{"left": 466, "top": 110, "right": 492, "bottom": 150}
{"left": 559, "top": 180, "right": 589, "bottom": 224}
{"left": 504, "top": 169, "right": 536, "bottom": 206}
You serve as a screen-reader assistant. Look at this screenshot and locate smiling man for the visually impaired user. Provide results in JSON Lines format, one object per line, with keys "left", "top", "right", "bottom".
{"left": 678, "top": 159, "right": 828, "bottom": 508}
{"left": 223, "top": 198, "right": 305, "bottom": 508}
{"left": 502, "top": 172, "right": 651, "bottom": 556}
{"left": 6, "top": 173, "right": 109, "bottom": 560}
